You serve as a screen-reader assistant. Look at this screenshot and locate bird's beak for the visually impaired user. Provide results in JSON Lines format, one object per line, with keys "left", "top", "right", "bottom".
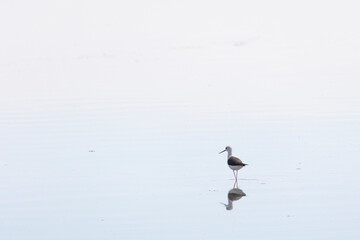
{"left": 219, "top": 149, "right": 226, "bottom": 154}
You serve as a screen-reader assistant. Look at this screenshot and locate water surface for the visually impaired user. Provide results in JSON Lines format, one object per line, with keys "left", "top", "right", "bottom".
{"left": 1, "top": 94, "right": 359, "bottom": 239}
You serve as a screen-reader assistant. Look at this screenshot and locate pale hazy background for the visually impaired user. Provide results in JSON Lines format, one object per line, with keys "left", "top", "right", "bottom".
{"left": 1, "top": 1, "right": 360, "bottom": 239}
{"left": 1, "top": 0, "right": 359, "bottom": 103}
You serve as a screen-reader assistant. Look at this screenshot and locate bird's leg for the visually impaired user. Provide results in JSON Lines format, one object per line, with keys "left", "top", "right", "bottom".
{"left": 235, "top": 170, "right": 238, "bottom": 179}
{"left": 233, "top": 170, "right": 236, "bottom": 179}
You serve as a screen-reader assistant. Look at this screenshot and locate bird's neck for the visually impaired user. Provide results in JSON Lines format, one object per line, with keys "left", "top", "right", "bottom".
{"left": 227, "top": 151, "right": 232, "bottom": 159}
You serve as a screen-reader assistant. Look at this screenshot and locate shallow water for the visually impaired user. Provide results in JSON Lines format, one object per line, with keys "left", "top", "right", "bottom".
{"left": 1, "top": 94, "right": 359, "bottom": 239}
{"left": 1, "top": 1, "right": 360, "bottom": 239}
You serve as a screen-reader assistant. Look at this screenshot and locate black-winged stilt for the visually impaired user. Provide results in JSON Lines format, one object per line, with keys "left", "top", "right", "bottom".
{"left": 219, "top": 146, "right": 247, "bottom": 180}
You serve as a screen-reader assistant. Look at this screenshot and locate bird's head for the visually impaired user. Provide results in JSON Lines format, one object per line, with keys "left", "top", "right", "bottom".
{"left": 219, "top": 146, "right": 232, "bottom": 154}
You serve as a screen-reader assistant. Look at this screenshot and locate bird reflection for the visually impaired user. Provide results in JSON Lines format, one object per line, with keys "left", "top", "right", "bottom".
{"left": 221, "top": 180, "right": 246, "bottom": 210}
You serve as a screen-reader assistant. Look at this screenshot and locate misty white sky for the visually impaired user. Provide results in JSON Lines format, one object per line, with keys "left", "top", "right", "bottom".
{"left": 0, "top": 0, "right": 359, "bottom": 108}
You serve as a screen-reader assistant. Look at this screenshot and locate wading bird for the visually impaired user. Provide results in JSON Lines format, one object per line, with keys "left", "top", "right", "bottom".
{"left": 219, "top": 146, "right": 247, "bottom": 180}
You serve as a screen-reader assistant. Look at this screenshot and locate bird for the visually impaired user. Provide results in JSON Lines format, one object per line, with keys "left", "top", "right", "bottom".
{"left": 219, "top": 146, "right": 247, "bottom": 180}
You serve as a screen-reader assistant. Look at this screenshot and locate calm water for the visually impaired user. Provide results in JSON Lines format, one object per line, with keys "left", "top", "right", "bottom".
{"left": 1, "top": 95, "right": 359, "bottom": 239}
{"left": 1, "top": 1, "right": 360, "bottom": 239}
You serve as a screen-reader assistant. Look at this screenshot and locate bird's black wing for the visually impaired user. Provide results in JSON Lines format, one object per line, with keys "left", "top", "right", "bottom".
{"left": 228, "top": 156, "right": 247, "bottom": 166}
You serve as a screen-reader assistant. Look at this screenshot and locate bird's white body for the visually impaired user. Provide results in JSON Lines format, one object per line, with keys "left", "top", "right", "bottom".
{"left": 229, "top": 165, "right": 243, "bottom": 171}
